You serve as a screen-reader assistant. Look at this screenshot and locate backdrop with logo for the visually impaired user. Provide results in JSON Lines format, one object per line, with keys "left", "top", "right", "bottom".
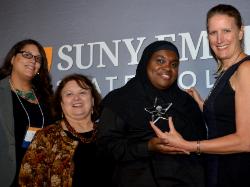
{"left": 0, "top": 0, "right": 249, "bottom": 98}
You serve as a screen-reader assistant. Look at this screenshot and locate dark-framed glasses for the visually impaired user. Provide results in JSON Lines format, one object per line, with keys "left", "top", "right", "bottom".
{"left": 18, "top": 51, "right": 42, "bottom": 64}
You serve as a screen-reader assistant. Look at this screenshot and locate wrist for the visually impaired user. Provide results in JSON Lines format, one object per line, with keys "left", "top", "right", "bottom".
{"left": 182, "top": 140, "right": 198, "bottom": 153}
{"left": 196, "top": 140, "right": 201, "bottom": 155}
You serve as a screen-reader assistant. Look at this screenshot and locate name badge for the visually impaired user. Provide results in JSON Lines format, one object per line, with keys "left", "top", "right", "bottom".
{"left": 22, "top": 127, "right": 41, "bottom": 148}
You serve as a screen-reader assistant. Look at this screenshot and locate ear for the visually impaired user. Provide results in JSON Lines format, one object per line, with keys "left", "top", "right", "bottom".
{"left": 92, "top": 98, "right": 94, "bottom": 107}
{"left": 34, "top": 69, "right": 40, "bottom": 76}
{"left": 239, "top": 26, "right": 244, "bottom": 40}
{"left": 11, "top": 56, "right": 15, "bottom": 65}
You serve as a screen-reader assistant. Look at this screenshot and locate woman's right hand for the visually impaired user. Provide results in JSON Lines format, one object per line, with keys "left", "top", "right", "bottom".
{"left": 148, "top": 117, "right": 190, "bottom": 155}
{"left": 148, "top": 137, "right": 188, "bottom": 154}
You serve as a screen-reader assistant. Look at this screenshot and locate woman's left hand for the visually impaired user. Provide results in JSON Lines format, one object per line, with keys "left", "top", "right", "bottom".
{"left": 150, "top": 117, "right": 188, "bottom": 152}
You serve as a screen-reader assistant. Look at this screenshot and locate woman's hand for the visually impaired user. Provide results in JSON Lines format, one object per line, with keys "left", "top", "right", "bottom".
{"left": 185, "top": 87, "right": 204, "bottom": 111}
{"left": 150, "top": 117, "right": 189, "bottom": 154}
{"left": 148, "top": 137, "right": 189, "bottom": 154}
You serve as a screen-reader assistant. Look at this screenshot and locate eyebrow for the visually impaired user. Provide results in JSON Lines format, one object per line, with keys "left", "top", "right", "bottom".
{"left": 21, "top": 50, "right": 41, "bottom": 56}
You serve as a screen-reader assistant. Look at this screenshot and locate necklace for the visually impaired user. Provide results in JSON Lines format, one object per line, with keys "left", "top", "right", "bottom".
{"left": 16, "top": 89, "right": 36, "bottom": 101}
{"left": 204, "top": 71, "right": 226, "bottom": 103}
{"left": 221, "top": 51, "right": 243, "bottom": 71}
{"left": 63, "top": 118, "right": 97, "bottom": 143}
{"left": 205, "top": 51, "right": 242, "bottom": 103}
{"left": 9, "top": 79, "right": 45, "bottom": 128}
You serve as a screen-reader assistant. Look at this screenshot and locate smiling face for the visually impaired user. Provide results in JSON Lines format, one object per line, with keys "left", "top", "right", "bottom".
{"left": 207, "top": 14, "right": 243, "bottom": 64}
{"left": 147, "top": 49, "right": 179, "bottom": 90}
{"left": 11, "top": 44, "right": 41, "bottom": 80}
{"left": 61, "top": 80, "right": 94, "bottom": 122}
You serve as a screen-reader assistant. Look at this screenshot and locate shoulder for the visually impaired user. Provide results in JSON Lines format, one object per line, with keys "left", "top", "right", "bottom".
{"left": 231, "top": 57, "right": 250, "bottom": 93}
{"left": 0, "top": 77, "right": 10, "bottom": 88}
{"left": 236, "top": 57, "right": 250, "bottom": 79}
{"left": 238, "top": 57, "right": 250, "bottom": 71}
{"left": 178, "top": 88, "right": 196, "bottom": 102}
{"left": 43, "top": 123, "right": 60, "bottom": 130}
{"left": 103, "top": 78, "right": 141, "bottom": 102}
{"left": 102, "top": 86, "right": 128, "bottom": 106}
{"left": 30, "top": 123, "right": 65, "bottom": 149}
{"left": 176, "top": 88, "right": 201, "bottom": 111}
{"left": 36, "top": 123, "right": 62, "bottom": 138}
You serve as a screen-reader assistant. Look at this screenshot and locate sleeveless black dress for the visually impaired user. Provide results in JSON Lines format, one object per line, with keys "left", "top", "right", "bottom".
{"left": 203, "top": 56, "right": 250, "bottom": 187}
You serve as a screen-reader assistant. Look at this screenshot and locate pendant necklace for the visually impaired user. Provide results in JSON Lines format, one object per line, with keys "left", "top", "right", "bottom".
{"left": 9, "top": 79, "right": 45, "bottom": 128}
{"left": 204, "top": 51, "right": 242, "bottom": 103}
{"left": 204, "top": 70, "right": 226, "bottom": 103}
{"left": 15, "top": 89, "right": 36, "bottom": 101}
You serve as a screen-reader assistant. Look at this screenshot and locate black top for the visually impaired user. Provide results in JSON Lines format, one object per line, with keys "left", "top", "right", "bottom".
{"left": 203, "top": 56, "right": 250, "bottom": 187}
{"left": 98, "top": 41, "right": 207, "bottom": 187}
{"left": 65, "top": 130, "right": 113, "bottom": 187}
{"left": 11, "top": 91, "right": 53, "bottom": 187}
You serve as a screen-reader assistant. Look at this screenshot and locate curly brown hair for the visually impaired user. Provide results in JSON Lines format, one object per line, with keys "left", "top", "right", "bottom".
{"left": 53, "top": 74, "right": 102, "bottom": 122}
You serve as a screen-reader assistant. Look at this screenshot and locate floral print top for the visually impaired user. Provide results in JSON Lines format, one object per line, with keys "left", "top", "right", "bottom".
{"left": 19, "top": 122, "right": 78, "bottom": 187}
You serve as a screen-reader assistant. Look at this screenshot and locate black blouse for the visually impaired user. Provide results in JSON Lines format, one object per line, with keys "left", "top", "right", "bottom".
{"left": 65, "top": 130, "right": 114, "bottom": 187}
{"left": 11, "top": 91, "right": 53, "bottom": 186}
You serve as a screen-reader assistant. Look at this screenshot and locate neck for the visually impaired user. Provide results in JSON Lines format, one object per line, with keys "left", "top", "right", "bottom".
{"left": 10, "top": 74, "right": 32, "bottom": 91}
{"left": 221, "top": 51, "right": 244, "bottom": 71}
{"left": 61, "top": 117, "right": 97, "bottom": 143}
{"left": 62, "top": 117, "right": 94, "bottom": 133}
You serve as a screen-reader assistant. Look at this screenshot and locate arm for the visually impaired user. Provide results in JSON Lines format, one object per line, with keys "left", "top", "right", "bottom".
{"left": 97, "top": 108, "right": 186, "bottom": 162}
{"left": 19, "top": 130, "right": 50, "bottom": 187}
{"left": 152, "top": 62, "right": 250, "bottom": 154}
{"left": 192, "top": 61, "right": 250, "bottom": 154}
{"left": 97, "top": 107, "right": 149, "bottom": 161}
{"left": 148, "top": 136, "right": 189, "bottom": 154}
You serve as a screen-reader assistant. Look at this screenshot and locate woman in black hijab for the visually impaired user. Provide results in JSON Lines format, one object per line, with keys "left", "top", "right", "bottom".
{"left": 97, "top": 41, "right": 207, "bottom": 187}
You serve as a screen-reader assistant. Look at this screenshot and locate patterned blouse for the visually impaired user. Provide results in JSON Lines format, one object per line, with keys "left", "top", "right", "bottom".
{"left": 19, "top": 123, "right": 79, "bottom": 187}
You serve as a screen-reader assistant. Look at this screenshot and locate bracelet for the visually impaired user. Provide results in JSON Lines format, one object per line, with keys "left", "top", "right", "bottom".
{"left": 196, "top": 140, "right": 201, "bottom": 155}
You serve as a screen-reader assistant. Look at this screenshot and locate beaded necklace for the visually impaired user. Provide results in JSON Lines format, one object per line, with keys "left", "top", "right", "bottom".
{"left": 63, "top": 118, "right": 97, "bottom": 144}
{"left": 9, "top": 79, "right": 45, "bottom": 128}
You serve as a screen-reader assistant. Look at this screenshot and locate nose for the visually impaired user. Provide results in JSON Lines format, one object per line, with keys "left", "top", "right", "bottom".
{"left": 73, "top": 94, "right": 80, "bottom": 100}
{"left": 217, "top": 32, "right": 224, "bottom": 44}
{"left": 161, "top": 61, "right": 171, "bottom": 70}
{"left": 30, "top": 57, "right": 36, "bottom": 64}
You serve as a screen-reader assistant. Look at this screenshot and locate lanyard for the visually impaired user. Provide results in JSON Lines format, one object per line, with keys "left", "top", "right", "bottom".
{"left": 9, "top": 79, "right": 44, "bottom": 128}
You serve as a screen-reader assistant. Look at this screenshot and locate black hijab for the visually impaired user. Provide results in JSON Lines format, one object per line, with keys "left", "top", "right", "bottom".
{"left": 102, "top": 41, "right": 206, "bottom": 140}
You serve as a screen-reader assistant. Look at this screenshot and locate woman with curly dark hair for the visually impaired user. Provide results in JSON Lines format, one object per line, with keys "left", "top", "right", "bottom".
{"left": 0, "top": 39, "right": 54, "bottom": 186}
{"left": 19, "top": 74, "right": 113, "bottom": 187}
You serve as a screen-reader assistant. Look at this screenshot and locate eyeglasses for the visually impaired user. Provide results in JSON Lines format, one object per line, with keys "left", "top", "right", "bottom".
{"left": 17, "top": 51, "right": 42, "bottom": 64}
